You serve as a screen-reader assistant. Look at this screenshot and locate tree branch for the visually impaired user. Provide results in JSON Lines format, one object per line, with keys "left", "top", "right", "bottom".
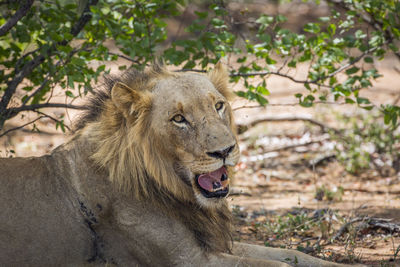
{"left": 69, "top": 0, "right": 98, "bottom": 38}
{"left": 0, "top": 116, "right": 44, "bottom": 138}
{"left": 327, "top": 0, "right": 400, "bottom": 61}
{"left": 107, "top": 52, "right": 141, "bottom": 64}
{"left": 0, "top": 0, "right": 98, "bottom": 129}
{"left": 8, "top": 103, "right": 85, "bottom": 115}
{"left": 180, "top": 68, "right": 330, "bottom": 88}
{"left": 22, "top": 46, "right": 82, "bottom": 105}
{"left": 231, "top": 71, "right": 310, "bottom": 84}
{"left": 34, "top": 110, "right": 71, "bottom": 132}
{"left": 0, "top": 54, "right": 46, "bottom": 115}
{"left": 0, "top": 0, "right": 34, "bottom": 37}
{"left": 176, "top": 69, "right": 207, "bottom": 73}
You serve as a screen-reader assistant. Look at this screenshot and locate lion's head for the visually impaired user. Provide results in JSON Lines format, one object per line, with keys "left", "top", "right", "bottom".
{"left": 76, "top": 63, "right": 239, "bottom": 209}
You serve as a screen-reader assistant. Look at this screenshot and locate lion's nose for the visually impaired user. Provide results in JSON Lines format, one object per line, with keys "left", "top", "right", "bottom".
{"left": 206, "top": 145, "right": 235, "bottom": 159}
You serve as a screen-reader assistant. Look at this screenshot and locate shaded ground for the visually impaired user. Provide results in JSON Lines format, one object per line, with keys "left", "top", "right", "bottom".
{"left": 225, "top": 56, "right": 400, "bottom": 265}
{"left": 230, "top": 136, "right": 400, "bottom": 266}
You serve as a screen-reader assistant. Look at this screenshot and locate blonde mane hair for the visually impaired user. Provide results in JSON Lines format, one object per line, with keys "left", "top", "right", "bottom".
{"left": 75, "top": 64, "right": 234, "bottom": 252}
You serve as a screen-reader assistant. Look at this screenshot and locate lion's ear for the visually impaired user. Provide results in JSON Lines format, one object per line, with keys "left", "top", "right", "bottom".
{"left": 208, "top": 62, "right": 234, "bottom": 101}
{"left": 111, "top": 82, "right": 151, "bottom": 117}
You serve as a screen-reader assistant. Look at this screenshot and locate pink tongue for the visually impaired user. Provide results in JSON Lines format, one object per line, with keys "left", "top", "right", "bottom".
{"left": 197, "top": 167, "right": 227, "bottom": 191}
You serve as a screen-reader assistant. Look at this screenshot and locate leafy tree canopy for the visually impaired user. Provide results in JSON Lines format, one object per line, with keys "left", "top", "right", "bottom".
{"left": 0, "top": 0, "right": 399, "bottom": 135}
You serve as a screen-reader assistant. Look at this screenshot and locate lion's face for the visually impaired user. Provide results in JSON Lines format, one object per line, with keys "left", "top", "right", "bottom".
{"left": 149, "top": 72, "right": 239, "bottom": 207}
{"left": 106, "top": 64, "right": 239, "bottom": 207}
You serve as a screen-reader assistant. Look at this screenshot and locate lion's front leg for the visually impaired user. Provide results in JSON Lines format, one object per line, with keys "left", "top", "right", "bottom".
{"left": 232, "top": 242, "right": 363, "bottom": 267}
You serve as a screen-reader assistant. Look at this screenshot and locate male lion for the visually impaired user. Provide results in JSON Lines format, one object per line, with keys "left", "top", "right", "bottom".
{"left": 0, "top": 63, "right": 358, "bottom": 266}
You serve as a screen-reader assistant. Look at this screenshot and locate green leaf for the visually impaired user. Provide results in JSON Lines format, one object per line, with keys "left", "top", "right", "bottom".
{"left": 295, "top": 93, "right": 302, "bottom": 98}
{"left": 389, "top": 43, "right": 399, "bottom": 52}
{"left": 345, "top": 67, "right": 359, "bottom": 75}
{"left": 256, "top": 15, "right": 274, "bottom": 26}
{"left": 65, "top": 90, "right": 74, "bottom": 97}
{"left": 194, "top": 11, "right": 208, "bottom": 19}
{"left": 300, "top": 101, "right": 313, "bottom": 108}
{"left": 304, "top": 23, "right": 320, "bottom": 34}
{"left": 255, "top": 93, "right": 268, "bottom": 106}
{"left": 288, "top": 60, "right": 297, "bottom": 68}
{"left": 356, "top": 97, "right": 370, "bottom": 105}
{"left": 364, "top": 57, "right": 373, "bottom": 63}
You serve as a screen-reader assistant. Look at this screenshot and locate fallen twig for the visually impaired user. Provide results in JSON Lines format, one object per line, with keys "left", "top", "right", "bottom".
{"left": 240, "top": 137, "right": 331, "bottom": 163}
{"left": 236, "top": 115, "right": 339, "bottom": 134}
{"left": 331, "top": 217, "right": 365, "bottom": 243}
{"left": 331, "top": 217, "right": 400, "bottom": 243}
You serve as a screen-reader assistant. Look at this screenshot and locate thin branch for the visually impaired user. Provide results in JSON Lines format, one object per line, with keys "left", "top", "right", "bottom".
{"left": 138, "top": 1, "right": 153, "bottom": 58}
{"left": 0, "top": 0, "right": 98, "bottom": 127}
{"left": 107, "top": 52, "right": 141, "bottom": 64}
{"left": 393, "top": 93, "right": 400, "bottom": 105}
{"left": 179, "top": 68, "right": 331, "bottom": 88}
{"left": 22, "top": 46, "right": 82, "bottom": 105}
{"left": 175, "top": 69, "right": 207, "bottom": 73}
{"left": 69, "top": 0, "right": 99, "bottom": 38}
{"left": 0, "top": 54, "right": 45, "bottom": 114}
{"left": 22, "top": 62, "right": 61, "bottom": 106}
{"left": 316, "top": 46, "right": 380, "bottom": 83}
{"left": 0, "top": 116, "right": 44, "bottom": 138}
{"left": 8, "top": 103, "right": 84, "bottom": 115}
{"left": 181, "top": 43, "right": 379, "bottom": 88}
{"left": 0, "top": 0, "right": 35, "bottom": 37}
{"left": 34, "top": 110, "right": 71, "bottom": 131}
{"left": 231, "top": 46, "right": 377, "bottom": 86}
{"left": 327, "top": 0, "right": 400, "bottom": 61}
{"left": 15, "top": 48, "right": 39, "bottom": 73}
{"left": 230, "top": 71, "right": 314, "bottom": 85}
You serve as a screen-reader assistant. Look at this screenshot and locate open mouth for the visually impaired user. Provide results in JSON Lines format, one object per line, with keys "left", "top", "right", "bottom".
{"left": 195, "top": 166, "right": 229, "bottom": 198}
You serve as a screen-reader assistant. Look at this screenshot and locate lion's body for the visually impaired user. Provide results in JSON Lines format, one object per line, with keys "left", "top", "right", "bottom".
{"left": 0, "top": 64, "right": 357, "bottom": 266}
{"left": 0, "top": 154, "right": 92, "bottom": 266}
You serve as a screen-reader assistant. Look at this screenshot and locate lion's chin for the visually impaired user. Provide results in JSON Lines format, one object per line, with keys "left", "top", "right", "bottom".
{"left": 194, "top": 166, "right": 230, "bottom": 200}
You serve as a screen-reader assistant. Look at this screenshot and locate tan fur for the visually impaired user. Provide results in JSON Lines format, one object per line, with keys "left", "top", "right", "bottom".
{"left": 0, "top": 64, "right": 361, "bottom": 267}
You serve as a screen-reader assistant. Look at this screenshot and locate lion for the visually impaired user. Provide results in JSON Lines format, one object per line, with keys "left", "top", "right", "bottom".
{"left": 0, "top": 63, "right": 360, "bottom": 266}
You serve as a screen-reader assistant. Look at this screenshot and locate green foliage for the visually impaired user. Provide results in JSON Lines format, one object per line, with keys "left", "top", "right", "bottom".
{"left": 315, "top": 185, "right": 344, "bottom": 202}
{"left": 331, "top": 113, "right": 400, "bottom": 175}
{"left": 253, "top": 209, "right": 340, "bottom": 250}
{"left": 0, "top": 0, "right": 182, "bottom": 100}
{"left": 0, "top": 0, "right": 399, "bottom": 132}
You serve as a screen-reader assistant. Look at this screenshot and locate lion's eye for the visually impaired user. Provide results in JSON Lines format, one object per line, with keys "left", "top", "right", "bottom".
{"left": 215, "top": 102, "right": 224, "bottom": 111}
{"left": 171, "top": 114, "right": 186, "bottom": 123}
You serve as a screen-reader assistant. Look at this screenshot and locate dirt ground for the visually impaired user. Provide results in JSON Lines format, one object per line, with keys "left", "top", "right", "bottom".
{"left": 227, "top": 55, "right": 400, "bottom": 266}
